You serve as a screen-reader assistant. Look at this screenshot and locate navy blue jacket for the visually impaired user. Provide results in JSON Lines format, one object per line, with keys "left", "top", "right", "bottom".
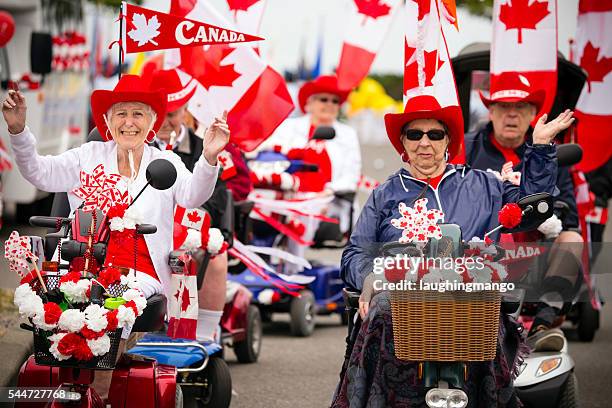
{"left": 465, "top": 123, "right": 578, "bottom": 230}
{"left": 341, "top": 144, "right": 558, "bottom": 291}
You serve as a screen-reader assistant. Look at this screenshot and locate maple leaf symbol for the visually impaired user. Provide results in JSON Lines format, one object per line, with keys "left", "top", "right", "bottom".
{"left": 403, "top": 42, "right": 445, "bottom": 94}
{"left": 180, "top": 285, "right": 192, "bottom": 312}
{"left": 499, "top": 0, "right": 550, "bottom": 44}
{"left": 580, "top": 41, "right": 612, "bottom": 92}
{"left": 187, "top": 210, "right": 202, "bottom": 224}
{"left": 181, "top": 45, "right": 241, "bottom": 90}
{"left": 227, "top": 0, "right": 261, "bottom": 13}
{"left": 128, "top": 13, "right": 161, "bottom": 47}
{"left": 355, "top": 0, "right": 391, "bottom": 25}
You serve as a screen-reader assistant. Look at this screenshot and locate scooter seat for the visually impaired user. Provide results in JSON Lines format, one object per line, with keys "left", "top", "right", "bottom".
{"left": 132, "top": 294, "right": 167, "bottom": 332}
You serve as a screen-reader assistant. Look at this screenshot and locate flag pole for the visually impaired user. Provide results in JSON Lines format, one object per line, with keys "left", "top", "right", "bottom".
{"left": 118, "top": 3, "right": 123, "bottom": 80}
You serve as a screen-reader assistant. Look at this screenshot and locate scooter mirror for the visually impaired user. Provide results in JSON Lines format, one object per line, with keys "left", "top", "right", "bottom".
{"left": 146, "top": 159, "right": 177, "bottom": 190}
{"left": 556, "top": 144, "right": 582, "bottom": 167}
{"left": 311, "top": 126, "right": 335, "bottom": 140}
{"left": 502, "top": 192, "right": 553, "bottom": 233}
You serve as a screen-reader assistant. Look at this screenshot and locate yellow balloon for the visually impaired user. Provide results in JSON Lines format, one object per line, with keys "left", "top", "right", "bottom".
{"left": 358, "top": 78, "right": 386, "bottom": 97}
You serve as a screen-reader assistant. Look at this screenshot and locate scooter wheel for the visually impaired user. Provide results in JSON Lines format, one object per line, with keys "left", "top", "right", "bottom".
{"left": 200, "top": 357, "right": 232, "bottom": 408}
{"left": 577, "top": 301, "right": 599, "bottom": 342}
{"left": 234, "top": 305, "right": 263, "bottom": 363}
{"left": 290, "top": 290, "right": 316, "bottom": 337}
{"left": 558, "top": 372, "right": 579, "bottom": 408}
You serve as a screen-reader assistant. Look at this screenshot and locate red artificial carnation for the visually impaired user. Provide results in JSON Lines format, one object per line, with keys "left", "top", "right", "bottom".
{"left": 73, "top": 340, "right": 94, "bottom": 361}
{"left": 59, "top": 271, "right": 81, "bottom": 284}
{"left": 498, "top": 203, "right": 523, "bottom": 229}
{"left": 98, "top": 267, "right": 121, "bottom": 287}
{"left": 107, "top": 203, "right": 128, "bottom": 219}
{"left": 43, "top": 302, "right": 63, "bottom": 325}
{"left": 106, "top": 309, "right": 118, "bottom": 331}
{"left": 124, "top": 300, "right": 139, "bottom": 316}
{"left": 57, "top": 332, "right": 82, "bottom": 357}
{"left": 81, "top": 325, "right": 105, "bottom": 340}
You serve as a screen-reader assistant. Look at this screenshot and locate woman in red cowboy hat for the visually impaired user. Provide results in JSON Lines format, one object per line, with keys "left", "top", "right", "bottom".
{"left": 331, "top": 93, "right": 574, "bottom": 407}
{"left": 2, "top": 74, "right": 229, "bottom": 398}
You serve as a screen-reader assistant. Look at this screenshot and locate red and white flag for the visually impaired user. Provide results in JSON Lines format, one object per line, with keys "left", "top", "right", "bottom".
{"left": 572, "top": 0, "right": 612, "bottom": 173}
{"left": 403, "top": 0, "right": 462, "bottom": 113}
{"left": 121, "top": 2, "right": 262, "bottom": 54}
{"left": 165, "top": 0, "right": 294, "bottom": 152}
{"left": 336, "top": 0, "right": 402, "bottom": 91}
{"left": 225, "top": 0, "right": 267, "bottom": 39}
{"left": 491, "top": 0, "right": 558, "bottom": 116}
{"left": 167, "top": 253, "right": 199, "bottom": 339}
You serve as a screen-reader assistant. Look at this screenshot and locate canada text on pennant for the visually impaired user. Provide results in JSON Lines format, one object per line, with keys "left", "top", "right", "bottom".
{"left": 121, "top": 2, "right": 264, "bottom": 54}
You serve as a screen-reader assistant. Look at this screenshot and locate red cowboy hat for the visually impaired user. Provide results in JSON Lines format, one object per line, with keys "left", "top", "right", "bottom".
{"left": 147, "top": 68, "right": 197, "bottom": 112}
{"left": 479, "top": 72, "right": 546, "bottom": 111}
{"left": 384, "top": 95, "right": 464, "bottom": 161}
{"left": 298, "top": 75, "right": 351, "bottom": 113}
{"left": 90, "top": 74, "right": 167, "bottom": 142}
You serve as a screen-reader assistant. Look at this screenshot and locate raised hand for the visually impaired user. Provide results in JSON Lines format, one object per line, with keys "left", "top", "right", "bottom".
{"left": 203, "top": 110, "right": 230, "bottom": 165}
{"left": 2, "top": 89, "right": 27, "bottom": 134}
{"left": 533, "top": 109, "right": 575, "bottom": 145}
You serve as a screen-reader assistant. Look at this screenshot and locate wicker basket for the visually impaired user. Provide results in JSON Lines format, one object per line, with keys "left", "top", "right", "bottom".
{"left": 390, "top": 290, "right": 502, "bottom": 362}
{"left": 30, "top": 273, "right": 127, "bottom": 370}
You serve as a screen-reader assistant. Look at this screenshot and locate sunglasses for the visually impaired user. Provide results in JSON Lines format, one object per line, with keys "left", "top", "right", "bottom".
{"left": 402, "top": 129, "right": 447, "bottom": 141}
{"left": 315, "top": 96, "right": 340, "bottom": 104}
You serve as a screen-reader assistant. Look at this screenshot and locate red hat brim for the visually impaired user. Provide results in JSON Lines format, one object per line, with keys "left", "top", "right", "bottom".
{"left": 384, "top": 105, "right": 464, "bottom": 161}
{"left": 91, "top": 89, "right": 167, "bottom": 142}
{"left": 479, "top": 89, "right": 546, "bottom": 112}
{"left": 298, "top": 77, "right": 350, "bottom": 113}
{"left": 167, "top": 81, "right": 197, "bottom": 113}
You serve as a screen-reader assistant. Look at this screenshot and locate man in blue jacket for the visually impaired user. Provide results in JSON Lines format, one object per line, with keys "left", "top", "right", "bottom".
{"left": 465, "top": 72, "right": 583, "bottom": 351}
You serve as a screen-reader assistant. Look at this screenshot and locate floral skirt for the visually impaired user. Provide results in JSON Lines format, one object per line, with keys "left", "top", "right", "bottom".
{"left": 331, "top": 293, "right": 528, "bottom": 408}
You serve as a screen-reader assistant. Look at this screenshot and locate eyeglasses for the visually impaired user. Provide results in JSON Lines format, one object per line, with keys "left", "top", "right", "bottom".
{"left": 315, "top": 96, "right": 340, "bottom": 104}
{"left": 402, "top": 129, "right": 447, "bottom": 141}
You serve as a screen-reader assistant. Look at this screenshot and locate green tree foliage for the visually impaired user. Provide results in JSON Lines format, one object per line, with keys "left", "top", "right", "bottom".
{"left": 456, "top": 0, "right": 494, "bottom": 17}
{"left": 41, "top": 0, "right": 143, "bottom": 31}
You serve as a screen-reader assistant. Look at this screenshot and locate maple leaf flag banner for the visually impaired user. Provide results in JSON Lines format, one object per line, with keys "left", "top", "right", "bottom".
{"left": 225, "top": 0, "right": 267, "bottom": 38}
{"left": 491, "top": 0, "right": 558, "bottom": 116}
{"left": 572, "top": 0, "right": 612, "bottom": 173}
{"left": 121, "top": 2, "right": 263, "bottom": 54}
{"left": 165, "top": 0, "right": 294, "bottom": 152}
{"left": 336, "top": 0, "right": 402, "bottom": 90}
{"left": 403, "top": 1, "right": 462, "bottom": 111}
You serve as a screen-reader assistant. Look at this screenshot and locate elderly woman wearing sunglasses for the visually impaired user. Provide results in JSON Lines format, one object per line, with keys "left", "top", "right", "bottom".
{"left": 331, "top": 95, "right": 574, "bottom": 408}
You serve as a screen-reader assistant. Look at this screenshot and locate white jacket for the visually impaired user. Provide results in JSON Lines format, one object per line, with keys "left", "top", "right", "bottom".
{"left": 10, "top": 127, "right": 219, "bottom": 299}
{"left": 259, "top": 115, "right": 362, "bottom": 192}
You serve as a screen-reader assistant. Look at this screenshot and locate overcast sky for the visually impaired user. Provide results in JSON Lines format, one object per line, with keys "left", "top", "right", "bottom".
{"left": 143, "top": 0, "right": 580, "bottom": 75}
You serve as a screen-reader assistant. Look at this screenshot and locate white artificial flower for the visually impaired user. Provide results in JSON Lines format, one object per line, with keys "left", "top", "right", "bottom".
{"left": 123, "top": 289, "right": 147, "bottom": 314}
{"left": 123, "top": 207, "right": 144, "bottom": 230}
{"left": 182, "top": 228, "right": 201, "bottom": 250}
{"left": 58, "top": 309, "right": 86, "bottom": 332}
{"left": 116, "top": 305, "right": 136, "bottom": 327}
{"left": 48, "top": 333, "right": 71, "bottom": 361}
{"left": 109, "top": 217, "right": 125, "bottom": 232}
{"left": 87, "top": 334, "right": 111, "bottom": 356}
{"left": 120, "top": 273, "right": 140, "bottom": 289}
{"left": 207, "top": 228, "right": 224, "bottom": 254}
{"left": 60, "top": 279, "right": 91, "bottom": 303}
{"left": 32, "top": 310, "right": 57, "bottom": 331}
{"left": 537, "top": 214, "right": 563, "bottom": 239}
{"left": 84, "top": 304, "right": 108, "bottom": 332}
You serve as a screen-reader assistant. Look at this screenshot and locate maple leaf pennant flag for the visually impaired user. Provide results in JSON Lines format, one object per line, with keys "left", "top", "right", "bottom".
{"left": 490, "top": 0, "right": 558, "bottom": 116}
{"left": 336, "top": 0, "right": 402, "bottom": 90}
{"left": 165, "top": 0, "right": 294, "bottom": 152}
{"left": 572, "top": 0, "right": 612, "bottom": 172}
{"left": 121, "top": 2, "right": 263, "bottom": 54}
{"left": 167, "top": 254, "right": 199, "bottom": 339}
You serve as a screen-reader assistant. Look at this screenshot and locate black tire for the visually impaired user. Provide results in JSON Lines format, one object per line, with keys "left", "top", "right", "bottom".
{"left": 290, "top": 290, "right": 316, "bottom": 337}
{"left": 200, "top": 357, "right": 232, "bottom": 408}
{"left": 577, "top": 301, "right": 599, "bottom": 342}
{"left": 175, "top": 384, "right": 184, "bottom": 408}
{"left": 558, "top": 372, "right": 579, "bottom": 408}
{"left": 234, "top": 305, "right": 263, "bottom": 363}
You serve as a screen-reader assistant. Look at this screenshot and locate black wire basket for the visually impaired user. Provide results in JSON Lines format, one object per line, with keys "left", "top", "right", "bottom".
{"left": 29, "top": 273, "right": 128, "bottom": 370}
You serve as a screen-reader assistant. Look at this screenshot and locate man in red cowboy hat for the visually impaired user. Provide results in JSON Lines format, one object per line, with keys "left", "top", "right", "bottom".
{"left": 147, "top": 68, "right": 253, "bottom": 343}
{"left": 465, "top": 71, "right": 583, "bottom": 352}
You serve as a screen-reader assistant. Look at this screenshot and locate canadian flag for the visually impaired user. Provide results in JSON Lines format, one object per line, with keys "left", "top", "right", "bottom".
{"left": 403, "top": 0, "right": 460, "bottom": 108}
{"left": 165, "top": 0, "right": 294, "bottom": 152}
{"left": 224, "top": 0, "right": 267, "bottom": 41}
{"left": 491, "top": 0, "right": 558, "bottom": 116}
{"left": 167, "top": 255, "right": 199, "bottom": 339}
{"left": 572, "top": 0, "right": 612, "bottom": 173}
{"left": 336, "top": 0, "right": 402, "bottom": 91}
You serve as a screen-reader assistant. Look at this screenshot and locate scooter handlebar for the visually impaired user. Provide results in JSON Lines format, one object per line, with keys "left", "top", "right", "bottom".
{"left": 136, "top": 224, "right": 157, "bottom": 235}
{"left": 29, "top": 216, "right": 70, "bottom": 230}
